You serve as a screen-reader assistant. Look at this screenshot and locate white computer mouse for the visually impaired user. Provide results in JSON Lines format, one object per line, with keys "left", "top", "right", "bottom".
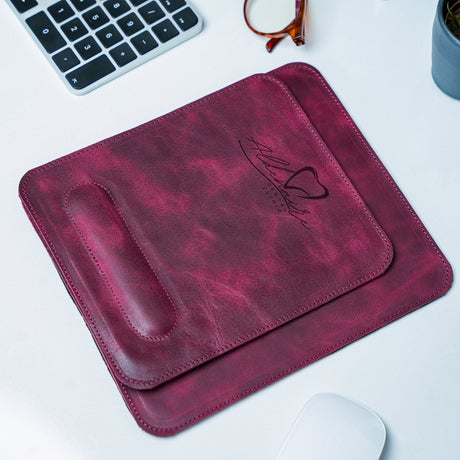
{"left": 275, "top": 393, "right": 386, "bottom": 460}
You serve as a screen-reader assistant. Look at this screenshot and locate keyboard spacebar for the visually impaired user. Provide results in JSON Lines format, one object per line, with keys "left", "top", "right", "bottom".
{"left": 66, "top": 55, "right": 115, "bottom": 90}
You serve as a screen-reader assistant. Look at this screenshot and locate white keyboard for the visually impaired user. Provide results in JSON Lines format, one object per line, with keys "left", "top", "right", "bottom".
{"left": 7, "top": 0, "right": 203, "bottom": 94}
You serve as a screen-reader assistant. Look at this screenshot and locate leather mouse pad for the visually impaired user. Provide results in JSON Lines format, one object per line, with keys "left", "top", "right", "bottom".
{"left": 19, "top": 63, "right": 452, "bottom": 436}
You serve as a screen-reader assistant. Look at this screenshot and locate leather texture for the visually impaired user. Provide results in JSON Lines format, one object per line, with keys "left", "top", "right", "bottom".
{"left": 19, "top": 63, "right": 453, "bottom": 436}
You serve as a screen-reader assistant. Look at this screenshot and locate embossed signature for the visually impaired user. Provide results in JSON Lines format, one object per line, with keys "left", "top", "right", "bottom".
{"left": 239, "top": 137, "right": 328, "bottom": 229}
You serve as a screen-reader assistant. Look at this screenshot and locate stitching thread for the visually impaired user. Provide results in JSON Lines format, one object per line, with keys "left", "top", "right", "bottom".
{"left": 64, "top": 182, "right": 178, "bottom": 341}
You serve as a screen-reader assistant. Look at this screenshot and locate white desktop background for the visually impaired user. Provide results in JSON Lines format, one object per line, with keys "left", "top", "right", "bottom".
{"left": 1, "top": 1, "right": 459, "bottom": 459}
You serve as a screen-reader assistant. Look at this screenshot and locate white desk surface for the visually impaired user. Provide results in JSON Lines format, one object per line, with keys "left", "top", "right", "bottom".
{"left": 1, "top": 1, "right": 459, "bottom": 459}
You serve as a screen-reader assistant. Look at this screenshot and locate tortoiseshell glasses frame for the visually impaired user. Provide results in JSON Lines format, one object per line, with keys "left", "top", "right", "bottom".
{"left": 243, "top": 0, "right": 308, "bottom": 52}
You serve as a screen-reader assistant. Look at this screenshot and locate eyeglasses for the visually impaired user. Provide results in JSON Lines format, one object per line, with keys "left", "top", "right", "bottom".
{"left": 243, "top": 0, "right": 308, "bottom": 52}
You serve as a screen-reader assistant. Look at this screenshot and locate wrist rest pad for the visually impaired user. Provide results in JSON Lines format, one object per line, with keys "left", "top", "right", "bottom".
{"left": 19, "top": 63, "right": 452, "bottom": 436}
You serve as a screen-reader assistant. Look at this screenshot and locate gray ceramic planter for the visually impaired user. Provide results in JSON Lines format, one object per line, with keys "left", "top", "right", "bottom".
{"left": 432, "top": 0, "right": 460, "bottom": 99}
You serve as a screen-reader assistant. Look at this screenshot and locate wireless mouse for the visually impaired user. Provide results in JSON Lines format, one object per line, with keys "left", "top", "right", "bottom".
{"left": 275, "top": 393, "right": 386, "bottom": 460}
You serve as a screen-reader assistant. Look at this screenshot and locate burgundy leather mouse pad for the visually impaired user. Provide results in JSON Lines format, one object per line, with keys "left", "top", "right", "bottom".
{"left": 19, "top": 63, "right": 452, "bottom": 436}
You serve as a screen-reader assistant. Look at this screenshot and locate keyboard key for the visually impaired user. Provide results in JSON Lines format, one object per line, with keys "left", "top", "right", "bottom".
{"left": 10, "top": 0, "right": 38, "bottom": 14}
{"left": 159, "top": 0, "right": 184, "bottom": 13}
{"left": 48, "top": 1, "right": 74, "bottom": 23}
{"left": 82, "top": 6, "right": 109, "bottom": 29}
{"left": 109, "top": 43, "right": 136, "bottom": 66}
{"left": 117, "top": 13, "right": 144, "bottom": 36}
{"left": 173, "top": 7, "right": 197, "bottom": 31}
{"left": 138, "top": 1, "right": 165, "bottom": 25}
{"left": 129, "top": 0, "right": 147, "bottom": 6}
{"left": 66, "top": 55, "right": 115, "bottom": 89}
{"left": 61, "top": 18, "right": 88, "bottom": 41}
{"left": 69, "top": 0, "right": 95, "bottom": 12}
{"left": 152, "top": 19, "right": 178, "bottom": 43}
{"left": 96, "top": 24, "right": 123, "bottom": 48}
{"left": 74, "top": 36, "right": 102, "bottom": 60}
{"left": 131, "top": 31, "right": 158, "bottom": 55}
{"left": 26, "top": 12, "right": 66, "bottom": 54}
{"left": 52, "top": 47, "right": 80, "bottom": 72}
{"left": 103, "top": 0, "right": 130, "bottom": 18}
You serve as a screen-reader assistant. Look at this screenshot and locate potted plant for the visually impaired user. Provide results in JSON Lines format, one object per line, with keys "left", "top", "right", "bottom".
{"left": 432, "top": 0, "right": 460, "bottom": 99}
{"left": 445, "top": 0, "right": 460, "bottom": 38}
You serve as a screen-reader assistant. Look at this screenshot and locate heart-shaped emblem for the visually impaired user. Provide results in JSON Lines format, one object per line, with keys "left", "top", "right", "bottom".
{"left": 283, "top": 167, "right": 329, "bottom": 200}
